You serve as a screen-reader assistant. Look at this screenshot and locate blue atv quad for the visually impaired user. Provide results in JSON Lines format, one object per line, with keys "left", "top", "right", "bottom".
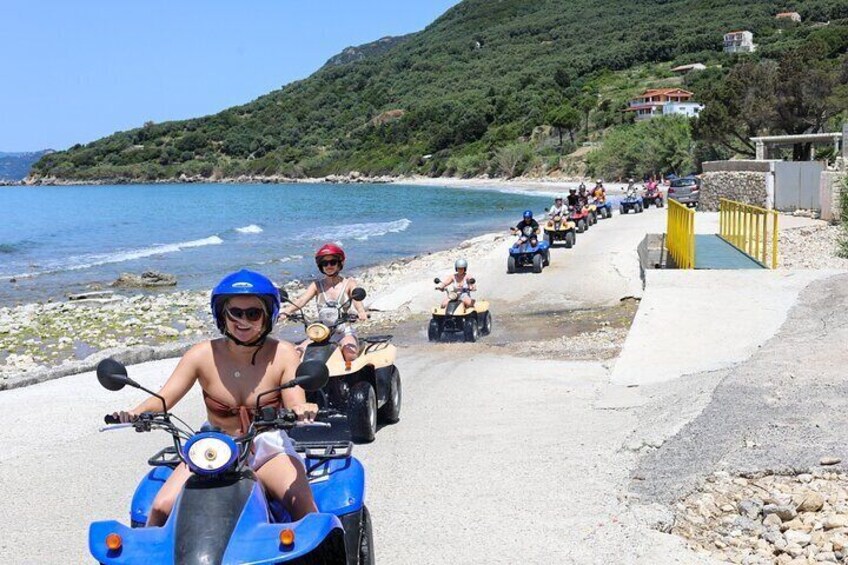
{"left": 591, "top": 199, "right": 613, "bottom": 219}
{"left": 619, "top": 193, "right": 644, "bottom": 214}
{"left": 507, "top": 225, "right": 550, "bottom": 274}
{"left": 90, "top": 358, "right": 374, "bottom": 565}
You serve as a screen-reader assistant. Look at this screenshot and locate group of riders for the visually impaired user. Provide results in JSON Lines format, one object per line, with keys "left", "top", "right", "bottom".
{"left": 107, "top": 180, "right": 612, "bottom": 529}
{"left": 510, "top": 178, "right": 609, "bottom": 247}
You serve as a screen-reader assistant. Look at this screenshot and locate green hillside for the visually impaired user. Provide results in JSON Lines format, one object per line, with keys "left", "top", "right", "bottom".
{"left": 33, "top": 0, "right": 848, "bottom": 181}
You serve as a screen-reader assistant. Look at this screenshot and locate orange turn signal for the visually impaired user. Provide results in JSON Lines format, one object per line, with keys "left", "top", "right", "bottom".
{"left": 280, "top": 528, "right": 295, "bottom": 547}
{"left": 105, "top": 533, "right": 122, "bottom": 551}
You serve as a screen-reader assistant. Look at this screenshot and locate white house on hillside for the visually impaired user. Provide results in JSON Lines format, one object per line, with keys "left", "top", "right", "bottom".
{"left": 627, "top": 88, "right": 704, "bottom": 121}
{"left": 724, "top": 30, "right": 756, "bottom": 53}
{"left": 663, "top": 101, "right": 704, "bottom": 118}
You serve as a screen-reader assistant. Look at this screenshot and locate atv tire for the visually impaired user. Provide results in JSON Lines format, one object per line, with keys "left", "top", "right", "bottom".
{"left": 543, "top": 249, "right": 550, "bottom": 266}
{"left": 378, "top": 367, "right": 401, "bottom": 424}
{"left": 532, "top": 253, "right": 543, "bottom": 273}
{"left": 546, "top": 232, "right": 554, "bottom": 246}
{"left": 507, "top": 255, "right": 516, "bottom": 274}
{"left": 658, "top": 198, "right": 664, "bottom": 208}
{"left": 565, "top": 231, "right": 575, "bottom": 248}
{"left": 589, "top": 211, "right": 597, "bottom": 225}
{"left": 636, "top": 202, "right": 643, "bottom": 213}
{"left": 428, "top": 319, "right": 441, "bottom": 342}
{"left": 349, "top": 381, "right": 376, "bottom": 443}
{"left": 359, "top": 505, "right": 375, "bottom": 565}
{"left": 620, "top": 205, "right": 626, "bottom": 215}
{"left": 464, "top": 318, "right": 479, "bottom": 342}
{"left": 480, "top": 311, "right": 492, "bottom": 335}
{"left": 577, "top": 219, "right": 586, "bottom": 233}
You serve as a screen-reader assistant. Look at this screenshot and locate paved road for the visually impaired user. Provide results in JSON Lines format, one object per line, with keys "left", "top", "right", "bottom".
{"left": 632, "top": 272, "right": 848, "bottom": 504}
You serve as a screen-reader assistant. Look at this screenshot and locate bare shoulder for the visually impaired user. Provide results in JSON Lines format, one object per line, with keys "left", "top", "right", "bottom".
{"left": 183, "top": 340, "right": 214, "bottom": 364}
{"left": 268, "top": 338, "right": 298, "bottom": 361}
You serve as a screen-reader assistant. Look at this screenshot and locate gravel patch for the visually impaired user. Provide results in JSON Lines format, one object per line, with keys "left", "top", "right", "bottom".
{"left": 675, "top": 470, "right": 848, "bottom": 564}
{"left": 779, "top": 224, "right": 848, "bottom": 270}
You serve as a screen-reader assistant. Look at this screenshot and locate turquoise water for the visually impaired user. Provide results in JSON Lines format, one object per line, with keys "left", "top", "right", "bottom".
{"left": 0, "top": 183, "right": 549, "bottom": 304}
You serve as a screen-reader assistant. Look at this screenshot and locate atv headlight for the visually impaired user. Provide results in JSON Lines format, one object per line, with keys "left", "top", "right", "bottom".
{"left": 183, "top": 432, "right": 239, "bottom": 475}
{"left": 307, "top": 323, "right": 331, "bottom": 343}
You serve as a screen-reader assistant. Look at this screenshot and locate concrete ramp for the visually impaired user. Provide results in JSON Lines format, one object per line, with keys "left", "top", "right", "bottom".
{"left": 610, "top": 269, "right": 843, "bottom": 386}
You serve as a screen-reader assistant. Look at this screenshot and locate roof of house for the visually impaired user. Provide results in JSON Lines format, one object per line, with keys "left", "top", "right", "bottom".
{"left": 639, "top": 88, "right": 694, "bottom": 97}
{"left": 776, "top": 11, "right": 800, "bottom": 17}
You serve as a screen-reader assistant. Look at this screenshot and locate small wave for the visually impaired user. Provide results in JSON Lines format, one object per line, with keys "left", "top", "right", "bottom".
{"left": 4, "top": 235, "right": 223, "bottom": 279}
{"left": 235, "top": 224, "right": 264, "bottom": 234}
{"left": 305, "top": 219, "right": 411, "bottom": 242}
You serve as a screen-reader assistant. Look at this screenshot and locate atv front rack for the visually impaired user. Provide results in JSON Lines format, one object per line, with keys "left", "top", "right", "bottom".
{"left": 148, "top": 446, "right": 181, "bottom": 468}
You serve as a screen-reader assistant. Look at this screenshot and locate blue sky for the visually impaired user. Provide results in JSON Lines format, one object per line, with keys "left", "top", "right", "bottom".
{"left": 0, "top": 1, "right": 460, "bottom": 152}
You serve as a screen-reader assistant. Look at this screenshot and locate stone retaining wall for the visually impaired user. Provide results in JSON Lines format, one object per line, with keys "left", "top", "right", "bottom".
{"left": 700, "top": 171, "right": 769, "bottom": 211}
{"left": 820, "top": 169, "right": 846, "bottom": 223}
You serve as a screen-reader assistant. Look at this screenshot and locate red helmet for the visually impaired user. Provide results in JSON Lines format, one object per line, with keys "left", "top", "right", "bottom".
{"left": 315, "top": 243, "right": 346, "bottom": 271}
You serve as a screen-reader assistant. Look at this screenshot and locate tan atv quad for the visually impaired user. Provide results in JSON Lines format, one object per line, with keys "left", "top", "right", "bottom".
{"left": 543, "top": 212, "right": 577, "bottom": 248}
{"left": 429, "top": 277, "right": 492, "bottom": 342}
{"left": 281, "top": 287, "right": 401, "bottom": 444}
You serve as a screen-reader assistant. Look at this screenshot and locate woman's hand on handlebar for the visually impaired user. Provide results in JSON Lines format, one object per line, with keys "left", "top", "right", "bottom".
{"left": 106, "top": 410, "right": 137, "bottom": 424}
{"left": 290, "top": 402, "right": 318, "bottom": 423}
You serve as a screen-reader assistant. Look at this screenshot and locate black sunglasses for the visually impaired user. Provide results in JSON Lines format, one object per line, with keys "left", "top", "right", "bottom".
{"left": 319, "top": 259, "right": 341, "bottom": 267}
{"left": 225, "top": 307, "right": 265, "bottom": 322}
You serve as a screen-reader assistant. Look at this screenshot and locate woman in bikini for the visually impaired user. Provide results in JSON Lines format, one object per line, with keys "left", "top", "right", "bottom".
{"left": 111, "top": 269, "right": 318, "bottom": 526}
{"left": 281, "top": 243, "right": 369, "bottom": 363}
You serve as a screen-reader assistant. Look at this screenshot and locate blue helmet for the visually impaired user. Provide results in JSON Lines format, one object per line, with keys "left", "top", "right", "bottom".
{"left": 523, "top": 210, "right": 533, "bottom": 219}
{"left": 210, "top": 269, "right": 280, "bottom": 337}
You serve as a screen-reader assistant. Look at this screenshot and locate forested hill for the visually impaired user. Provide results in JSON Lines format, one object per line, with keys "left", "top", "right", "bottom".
{"left": 0, "top": 151, "right": 52, "bottom": 181}
{"left": 32, "top": 0, "right": 848, "bottom": 181}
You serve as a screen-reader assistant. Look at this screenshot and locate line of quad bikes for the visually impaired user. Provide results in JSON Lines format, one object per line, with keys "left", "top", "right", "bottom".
{"left": 89, "top": 186, "right": 664, "bottom": 564}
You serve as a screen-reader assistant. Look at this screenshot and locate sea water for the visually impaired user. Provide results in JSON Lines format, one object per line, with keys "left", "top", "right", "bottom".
{"left": 0, "top": 183, "right": 550, "bottom": 304}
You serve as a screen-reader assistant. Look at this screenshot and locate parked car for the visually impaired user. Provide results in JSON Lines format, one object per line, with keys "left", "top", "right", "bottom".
{"left": 668, "top": 176, "right": 700, "bottom": 208}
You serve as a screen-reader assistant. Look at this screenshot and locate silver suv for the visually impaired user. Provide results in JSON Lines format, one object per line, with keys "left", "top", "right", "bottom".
{"left": 668, "top": 177, "right": 700, "bottom": 208}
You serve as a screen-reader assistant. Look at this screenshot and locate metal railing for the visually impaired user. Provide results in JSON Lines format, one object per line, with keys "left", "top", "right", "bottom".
{"left": 666, "top": 199, "right": 695, "bottom": 269}
{"left": 719, "top": 199, "right": 779, "bottom": 269}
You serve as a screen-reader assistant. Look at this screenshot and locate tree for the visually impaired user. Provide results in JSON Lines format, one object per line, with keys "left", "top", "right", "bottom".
{"left": 579, "top": 93, "right": 597, "bottom": 137}
{"left": 546, "top": 104, "right": 581, "bottom": 149}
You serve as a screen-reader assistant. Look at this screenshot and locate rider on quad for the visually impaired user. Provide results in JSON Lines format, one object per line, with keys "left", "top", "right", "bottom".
{"left": 592, "top": 179, "right": 606, "bottom": 203}
{"left": 436, "top": 259, "right": 476, "bottom": 309}
{"left": 511, "top": 210, "right": 540, "bottom": 247}
{"left": 282, "top": 244, "right": 369, "bottom": 363}
{"left": 549, "top": 195, "right": 569, "bottom": 220}
{"left": 625, "top": 178, "right": 638, "bottom": 198}
{"left": 567, "top": 188, "right": 580, "bottom": 208}
{"left": 577, "top": 184, "right": 590, "bottom": 207}
{"left": 110, "top": 269, "right": 319, "bottom": 526}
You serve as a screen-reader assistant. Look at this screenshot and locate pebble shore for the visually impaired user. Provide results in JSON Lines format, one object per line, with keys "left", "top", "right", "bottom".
{"left": 0, "top": 232, "right": 510, "bottom": 388}
{"left": 675, "top": 469, "right": 848, "bottom": 564}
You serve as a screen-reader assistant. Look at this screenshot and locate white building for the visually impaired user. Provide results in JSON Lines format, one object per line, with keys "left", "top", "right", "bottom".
{"left": 663, "top": 101, "right": 704, "bottom": 118}
{"left": 724, "top": 30, "right": 756, "bottom": 53}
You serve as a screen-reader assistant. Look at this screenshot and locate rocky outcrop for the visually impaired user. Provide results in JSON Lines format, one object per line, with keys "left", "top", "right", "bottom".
{"left": 112, "top": 271, "right": 177, "bottom": 288}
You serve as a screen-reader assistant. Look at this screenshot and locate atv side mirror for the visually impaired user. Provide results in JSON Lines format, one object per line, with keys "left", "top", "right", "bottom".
{"left": 434, "top": 278, "right": 441, "bottom": 284}
{"left": 351, "top": 287, "right": 366, "bottom": 302}
{"left": 544, "top": 207, "right": 549, "bottom": 212}
{"left": 293, "top": 360, "right": 329, "bottom": 392}
{"left": 468, "top": 278, "right": 476, "bottom": 284}
{"left": 96, "top": 358, "right": 133, "bottom": 391}
{"left": 278, "top": 288, "right": 289, "bottom": 301}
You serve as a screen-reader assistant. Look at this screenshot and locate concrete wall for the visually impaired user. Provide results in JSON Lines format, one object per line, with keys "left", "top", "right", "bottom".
{"left": 700, "top": 171, "right": 769, "bottom": 211}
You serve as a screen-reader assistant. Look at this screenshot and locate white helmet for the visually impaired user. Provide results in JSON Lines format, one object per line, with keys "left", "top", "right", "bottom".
{"left": 455, "top": 258, "right": 468, "bottom": 270}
